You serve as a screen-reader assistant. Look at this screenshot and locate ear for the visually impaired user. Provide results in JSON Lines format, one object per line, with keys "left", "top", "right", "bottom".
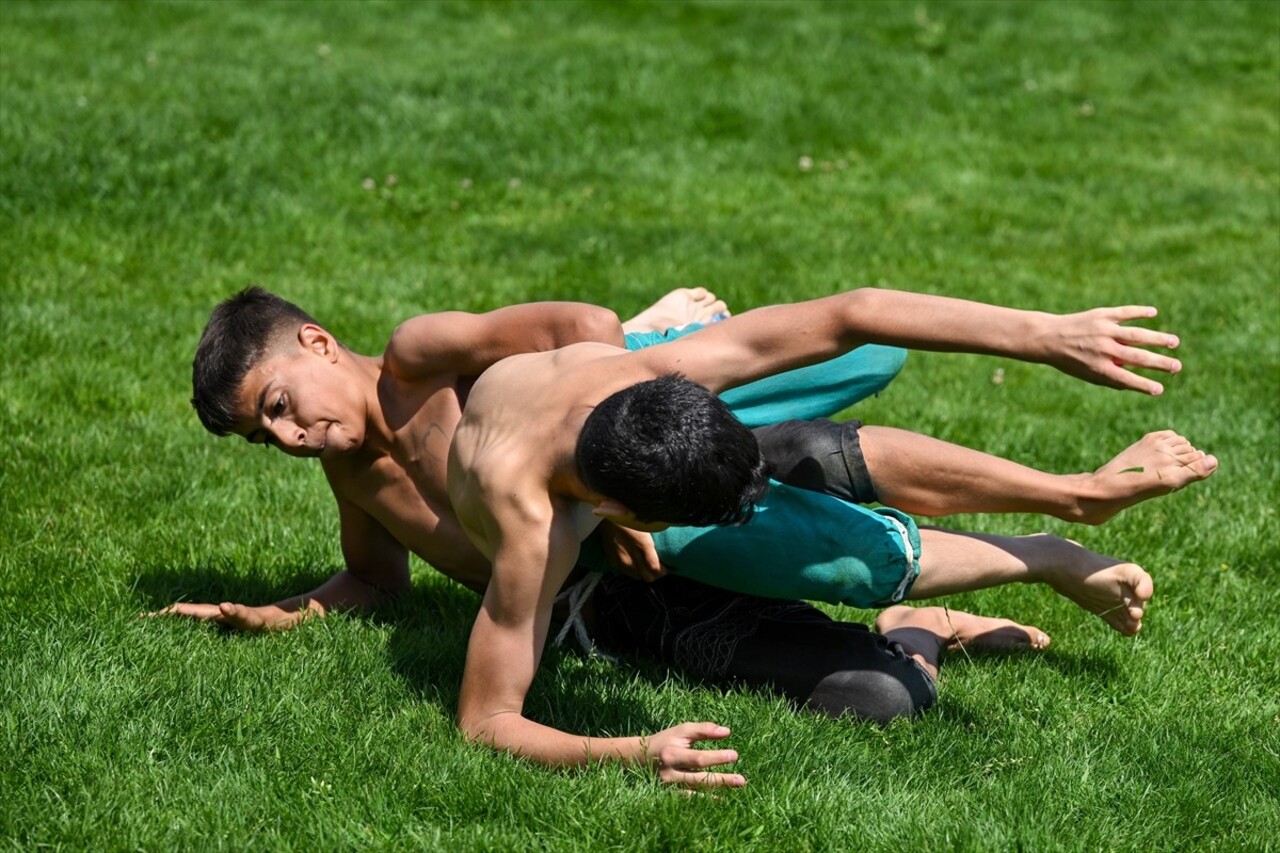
{"left": 298, "top": 324, "right": 339, "bottom": 362}
{"left": 591, "top": 499, "right": 634, "bottom": 521}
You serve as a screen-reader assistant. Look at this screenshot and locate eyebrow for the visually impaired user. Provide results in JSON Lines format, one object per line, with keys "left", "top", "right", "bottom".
{"left": 256, "top": 381, "right": 271, "bottom": 422}
{"left": 242, "top": 380, "right": 274, "bottom": 444}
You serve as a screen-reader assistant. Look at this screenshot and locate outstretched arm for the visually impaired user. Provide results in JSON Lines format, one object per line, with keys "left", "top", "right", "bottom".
{"left": 455, "top": 503, "right": 743, "bottom": 787}
{"left": 155, "top": 498, "right": 410, "bottom": 632}
{"left": 635, "top": 288, "right": 1180, "bottom": 396}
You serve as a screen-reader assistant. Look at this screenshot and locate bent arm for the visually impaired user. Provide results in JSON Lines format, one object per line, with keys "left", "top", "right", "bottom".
{"left": 637, "top": 288, "right": 1180, "bottom": 396}
{"left": 458, "top": 595, "right": 656, "bottom": 769}
{"left": 158, "top": 497, "right": 409, "bottom": 632}
{"left": 269, "top": 497, "right": 412, "bottom": 616}
{"left": 453, "top": 508, "right": 742, "bottom": 785}
{"left": 455, "top": 509, "right": 647, "bottom": 765}
{"left": 387, "top": 302, "right": 624, "bottom": 379}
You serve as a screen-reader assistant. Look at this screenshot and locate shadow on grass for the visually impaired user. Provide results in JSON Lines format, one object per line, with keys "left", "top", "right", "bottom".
{"left": 132, "top": 561, "right": 336, "bottom": 614}
{"left": 132, "top": 562, "right": 664, "bottom": 732}
{"left": 130, "top": 563, "right": 1126, "bottom": 736}
{"left": 383, "top": 583, "right": 670, "bottom": 735}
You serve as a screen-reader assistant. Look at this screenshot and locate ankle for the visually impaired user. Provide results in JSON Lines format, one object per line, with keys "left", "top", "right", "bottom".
{"left": 1019, "top": 533, "right": 1068, "bottom": 585}
{"left": 1059, "top": 473, "right": 1098, "bottom": 523}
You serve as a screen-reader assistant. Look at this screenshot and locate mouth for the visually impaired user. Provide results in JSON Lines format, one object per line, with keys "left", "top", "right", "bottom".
{"left": 315, "top": 423, "right": 332, "bottom": 455}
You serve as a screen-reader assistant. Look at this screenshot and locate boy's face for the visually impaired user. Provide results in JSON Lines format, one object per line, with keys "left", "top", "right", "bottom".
{"left": 230, "top": 327, "right": 365, "bottom": 458}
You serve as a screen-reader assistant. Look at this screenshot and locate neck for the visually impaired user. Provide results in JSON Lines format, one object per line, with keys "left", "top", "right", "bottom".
{"left": 546, "top": 405, "right": 600, "bottom": 501}
{"left": 348, "top": 350, "right": 395, "bottom": 455}
{"left": 547, "top": 452, "right": 596, "bottom": 503}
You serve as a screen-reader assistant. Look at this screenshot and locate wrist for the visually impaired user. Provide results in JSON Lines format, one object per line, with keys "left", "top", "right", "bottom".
{"left": 1020, "top": 310, "right": 1059, "bottom": 363}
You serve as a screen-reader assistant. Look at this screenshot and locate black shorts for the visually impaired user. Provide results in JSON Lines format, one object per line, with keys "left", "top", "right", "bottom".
{"left": 753, "top": 418, "right": 878, "bottom": 504}
{"left": 591, "top": 572, "right": 936, "bottom": 724}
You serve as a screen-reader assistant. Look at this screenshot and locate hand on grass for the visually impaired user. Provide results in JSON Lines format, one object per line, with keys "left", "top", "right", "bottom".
{"left": 645, "top": 722, "right": 746, "bottom": 788}
{"left": 149, "top": 601, "right": 308, "bottom": 632}
{"left": 1043, "top": 306, "right": 1181, "bottom": 395}
{"left": 597, "top": 523, "right": 668, "bottom": 582}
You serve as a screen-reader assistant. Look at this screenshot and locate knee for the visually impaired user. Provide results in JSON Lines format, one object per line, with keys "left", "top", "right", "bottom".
{"left": 805, "top": 664, "right": 936, "bottom": 725}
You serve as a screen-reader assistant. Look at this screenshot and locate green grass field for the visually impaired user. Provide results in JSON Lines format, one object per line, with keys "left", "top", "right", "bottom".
{"left": 2, "top": 1, "right": 1277, "bottom": 849}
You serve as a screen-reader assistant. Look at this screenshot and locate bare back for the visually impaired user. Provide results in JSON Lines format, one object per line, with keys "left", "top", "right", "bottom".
{"left": 447, "top": 342, "right": 643, "bottom": 560}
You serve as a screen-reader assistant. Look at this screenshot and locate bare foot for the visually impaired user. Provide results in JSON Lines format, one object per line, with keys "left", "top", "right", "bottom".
{"left": 876, "top": 605, "right": 1050, "bottom": 652}
{"left": 1075, "top": 431, "right": 1218, "bottom": 524}
{"left": 620, "top": 287, "right": 730, "bottom": 334}
{"left": 1033, "top": 537, "right": 1153, "bottom": 635}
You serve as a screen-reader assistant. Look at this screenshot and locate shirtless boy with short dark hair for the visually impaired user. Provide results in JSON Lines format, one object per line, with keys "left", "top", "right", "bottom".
{"left": 445, "top": 287, "right": 1216, "bottom": 787}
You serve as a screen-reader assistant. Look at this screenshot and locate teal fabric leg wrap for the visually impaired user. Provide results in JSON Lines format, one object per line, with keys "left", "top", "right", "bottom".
{"left": 578, "top": 481, "right": 921, "bottom": 608}
{"left": 623, "top": 326, "right": 906, "bottom": 427}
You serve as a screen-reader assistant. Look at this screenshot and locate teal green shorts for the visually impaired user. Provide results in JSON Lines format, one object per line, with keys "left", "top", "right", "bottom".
{"left": 580, "top": 481, "right": 920, "bottom": 609}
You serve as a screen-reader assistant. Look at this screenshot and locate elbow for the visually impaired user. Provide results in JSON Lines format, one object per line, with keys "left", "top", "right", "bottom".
{"left": 578, "top": 306, "right": 624, "bottom": 346}
{"left": 456, "top": 708, "right": 499, "bottom": 746}
{"left": 457, "top": 713, "right": 483, "bottom": 743}
{"left": 842, "top": 286, "right": 879, "bottom": 313}
{"left": 836, "top": 287, "right": 881, "bottom": 342}
{"left": 378, "top": 574, "right": 412, "bottom": 598}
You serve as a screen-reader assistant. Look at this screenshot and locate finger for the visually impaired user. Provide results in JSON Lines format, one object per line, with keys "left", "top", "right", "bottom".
{"left": 1093, "top": 360, "right": 1163, "bottom": 395}
{"left": 1103, "top": 305, "right": 1159, "bottom": 323}
{"left": 1113, "top": 324, "right": 1179, "bottom": 350}
{"left": 661, "top": 769, "right": 747, "bottom": 789}
{"left": 669, "top": 747, "right": 740, "bottom": 769}
{"left": 218, "top": 602, "right": 262, "bottom": 630}
{"left": 637, "top": 547, "right": 665, "bottom": 579}
{"left": 678, "top": 722, "right": 733, "bottom": 741}
{"left": 152, "top": 602, "right": 222, "bottom": 620}
{"left": 1113, "top": 345, "right": 1181, "bottom": 375}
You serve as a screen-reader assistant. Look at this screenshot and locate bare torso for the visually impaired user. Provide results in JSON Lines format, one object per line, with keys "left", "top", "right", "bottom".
{"left": 320, "top": 368, "right": 493, "bottom": 589}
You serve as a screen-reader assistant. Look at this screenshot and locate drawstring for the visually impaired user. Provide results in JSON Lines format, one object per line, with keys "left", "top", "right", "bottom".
{"left": 552, "top": 572, "right": 615, "bottom": 661}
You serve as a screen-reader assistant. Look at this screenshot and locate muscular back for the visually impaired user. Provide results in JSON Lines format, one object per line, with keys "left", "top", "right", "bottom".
{"left": 447, "top": 342, "right": 658, "bottom": 564}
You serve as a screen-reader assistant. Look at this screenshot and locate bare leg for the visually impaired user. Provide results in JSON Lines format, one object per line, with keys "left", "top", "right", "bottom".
{"left": 908, "top": 528, "right": 1153, "bottom": 635}
{"left": 874, "top": 605, "right": 1050, "bottom": 680}
{"left": 621, "top": 287, "right": 730, "bottom": 333}
{"left": 860, "top": 426, "right": 1217, "bottom": 524}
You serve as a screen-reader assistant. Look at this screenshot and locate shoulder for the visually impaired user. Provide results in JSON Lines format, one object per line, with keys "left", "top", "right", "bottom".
{"left": 383, "top": 312, "right": 467, "bottom": 379}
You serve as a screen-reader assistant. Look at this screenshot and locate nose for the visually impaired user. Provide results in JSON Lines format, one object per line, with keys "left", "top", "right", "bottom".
{"left": 268, "top": 421, "right": 308, "bottom": 454}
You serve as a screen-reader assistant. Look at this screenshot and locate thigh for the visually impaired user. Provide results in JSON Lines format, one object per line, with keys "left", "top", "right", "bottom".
{"left": 591, "top": 574, "right": 935, "bottom": 723}
{"left": 753, "top": 418, "right": 877, "bottom": 504}
{"left": 648, "top": 481, "right": 921, "bottom": 608}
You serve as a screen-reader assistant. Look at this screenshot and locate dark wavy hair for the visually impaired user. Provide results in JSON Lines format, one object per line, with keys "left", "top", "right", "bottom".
{"left": 190, "top": 286, "right": 319, "bottom": 435}
{"left": 575, "top": 374, "right": 771, "bottom": 527}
